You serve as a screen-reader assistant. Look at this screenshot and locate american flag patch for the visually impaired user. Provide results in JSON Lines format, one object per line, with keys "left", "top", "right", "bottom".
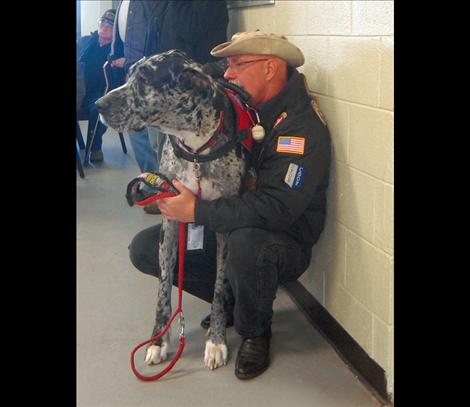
{"left": 276, "top": 136, "right": 305, "bottom": 155}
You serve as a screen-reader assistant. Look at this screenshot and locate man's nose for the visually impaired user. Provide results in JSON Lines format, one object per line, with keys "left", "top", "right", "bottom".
{"left": 223, "top": 69, "right": 235, "bottom": 81}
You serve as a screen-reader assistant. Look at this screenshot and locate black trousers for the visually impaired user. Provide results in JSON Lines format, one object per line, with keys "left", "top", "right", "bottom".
{"left": 129, "top": 224, "right": 311, "bottom": 337}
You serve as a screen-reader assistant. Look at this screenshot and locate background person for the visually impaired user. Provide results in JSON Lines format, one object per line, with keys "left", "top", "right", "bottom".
{"left": 77, "top": 9, "right": 117, "bottom": 163}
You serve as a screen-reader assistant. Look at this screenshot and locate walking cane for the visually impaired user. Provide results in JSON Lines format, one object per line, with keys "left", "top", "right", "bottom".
{"left": 83, "top": 61, "right": 112, "bottom": 166}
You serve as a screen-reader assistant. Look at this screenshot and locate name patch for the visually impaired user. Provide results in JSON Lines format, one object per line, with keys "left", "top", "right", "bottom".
{"left": 276, "top": 136, "right": 305, "bottom": 155}
{"left": 284, "top": 163, "right": 305, "bottom": 189}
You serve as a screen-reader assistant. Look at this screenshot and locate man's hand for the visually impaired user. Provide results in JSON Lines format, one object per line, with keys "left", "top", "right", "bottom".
{"left": 111, "top": 57, "right": 126, "bottom": 68}
{"left": 157, "top": 180, "right": 196, "bottom": 223}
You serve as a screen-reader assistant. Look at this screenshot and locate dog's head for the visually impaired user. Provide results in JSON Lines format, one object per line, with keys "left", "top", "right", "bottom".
{"left": 96, "top": 50, "right": 227, "bottom": 136}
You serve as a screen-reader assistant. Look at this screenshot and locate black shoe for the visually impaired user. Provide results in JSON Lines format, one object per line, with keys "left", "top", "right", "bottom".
{"left": 235, "top": 327, "right": 271, "bottom": 380}
{"left": 200, "top": 313, "right": 234, "bottom": 330}
{"left": 90, "top": 150, "right": 104, "bottom": 163}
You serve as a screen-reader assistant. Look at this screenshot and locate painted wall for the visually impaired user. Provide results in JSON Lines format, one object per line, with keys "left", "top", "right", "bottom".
{"left": 228, "top": 0, "right": 394, "bottom": 397}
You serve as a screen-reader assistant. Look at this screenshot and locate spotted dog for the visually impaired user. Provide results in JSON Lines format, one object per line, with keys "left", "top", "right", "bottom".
{"left": 96, "top": 50, "right": 250, "bottom": 370}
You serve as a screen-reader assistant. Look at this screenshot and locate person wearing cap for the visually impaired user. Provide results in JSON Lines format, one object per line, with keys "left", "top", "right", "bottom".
{"left": 129, "top": 31, "right": 331, "bottom": 379}
{"left": 77, "top": 9, "right": 117, "bottom": 163}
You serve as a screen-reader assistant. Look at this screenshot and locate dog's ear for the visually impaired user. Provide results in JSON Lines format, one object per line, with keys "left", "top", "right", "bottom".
{"left": 137, "top": 64, "right": 153, "bottom": 82}
{"left": 179, "top": 67, "right": 213, "bottom": 96}
{"left": 201, "top": 60, "right": 227, "bottom": 80}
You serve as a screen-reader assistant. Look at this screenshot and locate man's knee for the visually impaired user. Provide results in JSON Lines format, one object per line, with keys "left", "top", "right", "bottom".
{"left": 226, "top": 228, "right": 268, "bottom": 277}
{"left": 128, "top": 225, "right": 160, "bottom": 277}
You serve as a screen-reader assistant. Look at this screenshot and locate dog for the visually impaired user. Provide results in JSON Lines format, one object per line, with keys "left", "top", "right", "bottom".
{"left": 96, "top": 49, "right": 252, "bottom": 370}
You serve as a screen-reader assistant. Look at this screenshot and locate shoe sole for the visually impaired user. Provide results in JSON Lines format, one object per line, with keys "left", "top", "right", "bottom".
{"left": 235, "top": 360, "right": 270, "bottom": 380}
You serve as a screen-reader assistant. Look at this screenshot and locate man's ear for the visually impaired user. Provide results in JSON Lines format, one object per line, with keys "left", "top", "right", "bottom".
{"left": 265, "top": 59, "right": 278, "bottom": 81}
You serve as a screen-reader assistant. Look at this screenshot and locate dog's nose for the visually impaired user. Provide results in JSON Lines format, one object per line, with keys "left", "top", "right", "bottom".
{"left": 94, "top": 98, "right": 108, "bottom": 113}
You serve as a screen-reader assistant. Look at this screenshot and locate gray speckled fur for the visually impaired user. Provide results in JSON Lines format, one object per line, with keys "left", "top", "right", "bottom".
{"left": 97, "top": 50, "right": 245, "bottom": 366}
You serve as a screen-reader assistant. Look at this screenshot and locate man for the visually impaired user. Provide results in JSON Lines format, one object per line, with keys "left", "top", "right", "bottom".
{"left": 77, "top": 9, "right": 116, "bottom": 163}
{"left": 129, "top": 31, "right": 331, "bottom": 379}
{"left": 109, "top": 0, "right": 228, "bottom": 214}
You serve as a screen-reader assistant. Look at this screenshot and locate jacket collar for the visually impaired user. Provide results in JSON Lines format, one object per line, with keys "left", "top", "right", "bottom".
{"left": 257, "top": 68, "right": 309, "bottom": 132}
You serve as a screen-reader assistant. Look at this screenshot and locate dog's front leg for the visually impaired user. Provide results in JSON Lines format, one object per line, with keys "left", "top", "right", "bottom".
{"left": 204, "top": 232, "right": 230, "bottom": 370}
{"left": 145, "top": 218, "right": 179, "bottom": 365}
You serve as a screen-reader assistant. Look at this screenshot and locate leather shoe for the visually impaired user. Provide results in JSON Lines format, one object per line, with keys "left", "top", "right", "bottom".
{"left": 200, "top": 313, "right": 234, "bottom": 330}
{"left": 235, "top": 327, "right": 271, "bottom": 380}
{"left": 90, "top": 150, "right": 104, "bottom": 163}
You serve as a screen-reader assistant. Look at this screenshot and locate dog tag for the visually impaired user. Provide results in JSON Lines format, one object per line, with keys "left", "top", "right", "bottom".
{"left": 187, "top": 223, "right": 204, "bottom": 251}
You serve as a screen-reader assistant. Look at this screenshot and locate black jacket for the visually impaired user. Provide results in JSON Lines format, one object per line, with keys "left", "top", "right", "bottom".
{"left": 195, "top": 69, "right": 331, "bottom": 250}
{"left": 154, "top": 1, "right": 228, "bottom": 64}
{"left": 109, "top": 0, "right": 228, "bottom": 74}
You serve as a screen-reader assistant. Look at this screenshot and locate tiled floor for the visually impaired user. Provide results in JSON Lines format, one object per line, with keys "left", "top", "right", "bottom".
{"left": 77, "top": 125, "right": 383, "bottom": 407}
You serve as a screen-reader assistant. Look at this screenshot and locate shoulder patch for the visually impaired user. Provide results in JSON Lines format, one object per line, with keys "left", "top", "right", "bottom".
{"left": 277, "top": 136, "right": 305, "bottom": 155}
{"left": 284, "top": 163, "right": 305, "bottom": 189}
{"left": 311, "top": 97, "right": 327, "bottom": 126}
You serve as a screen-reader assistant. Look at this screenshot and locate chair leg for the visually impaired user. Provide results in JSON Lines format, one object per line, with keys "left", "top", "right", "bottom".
{"left": 76, "top": 121, "right": 85, "bottom": 150}
{"left": 119, "top": 132, "right": 128, "bottom": 154}
{"left": 77, "top": 145, "right": 85, "bottom": 178}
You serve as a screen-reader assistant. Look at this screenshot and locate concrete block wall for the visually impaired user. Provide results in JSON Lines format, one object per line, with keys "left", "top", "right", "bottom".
{"left": 227, "top": 0, "right": 394, "bottom": 396}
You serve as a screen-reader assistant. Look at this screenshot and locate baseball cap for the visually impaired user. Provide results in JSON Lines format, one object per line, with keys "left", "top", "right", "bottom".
{"left": 99, "top": 9, "right": 116, "bottom": 27}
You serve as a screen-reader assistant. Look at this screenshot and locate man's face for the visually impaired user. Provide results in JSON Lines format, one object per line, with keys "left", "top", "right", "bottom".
{"left": 98, "top": 21, "right": 113, "bottom": 42}
{"left": 224, "top": 55, "right": 270, "bottom": 106}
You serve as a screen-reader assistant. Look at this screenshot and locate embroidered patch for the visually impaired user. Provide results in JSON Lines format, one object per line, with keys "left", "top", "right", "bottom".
{"left": 276, "top": 136, "right": 305, "bottom": 155}
{"left": 273, "top": 112, "right": 287, "bottom": 128}
{"left": 284, "top": 163, "right": 305, "bottom": 189}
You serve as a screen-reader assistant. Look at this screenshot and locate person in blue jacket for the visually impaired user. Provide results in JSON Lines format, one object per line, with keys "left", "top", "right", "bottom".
{"left": 77, "top": 9, "right": 117, "bottom": 163}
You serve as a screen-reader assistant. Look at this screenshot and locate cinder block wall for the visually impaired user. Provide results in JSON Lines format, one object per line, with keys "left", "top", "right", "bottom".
{"left": 228, "top": 0, "right": 394, "bottom": 396}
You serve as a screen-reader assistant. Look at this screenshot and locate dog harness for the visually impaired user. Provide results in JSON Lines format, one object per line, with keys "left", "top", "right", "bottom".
{"left": 126, "top": 172, "right": 187, "bottom": 381}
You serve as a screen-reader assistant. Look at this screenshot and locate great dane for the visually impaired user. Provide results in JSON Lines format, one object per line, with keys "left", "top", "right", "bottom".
{"left": 96, "top": 49, "right": 253, "bottom": 370}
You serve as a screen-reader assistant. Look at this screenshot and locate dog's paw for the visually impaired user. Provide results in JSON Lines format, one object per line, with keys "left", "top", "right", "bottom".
{"left": 204, "top": 340, "right": 228, "bottom": 370}
{"left": 145, "top": 343, "right": 169, "bottom": 365}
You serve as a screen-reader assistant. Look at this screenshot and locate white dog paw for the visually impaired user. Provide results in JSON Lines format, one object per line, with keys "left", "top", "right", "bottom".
{"left": 204, "top": 340, "right": 228, "bottom": 370}
{"left": 145, "top": 343, "right": 169, "bottom": 365}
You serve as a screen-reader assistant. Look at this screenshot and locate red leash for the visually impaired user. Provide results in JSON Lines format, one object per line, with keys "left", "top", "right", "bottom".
{"left": 126, "top": 173, "right": 188, "bottom": 381}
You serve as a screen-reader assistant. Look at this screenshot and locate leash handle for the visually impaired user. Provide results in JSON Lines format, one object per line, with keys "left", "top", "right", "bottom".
{"left": 130, "top": 222, "right": 186, "bottom": 381}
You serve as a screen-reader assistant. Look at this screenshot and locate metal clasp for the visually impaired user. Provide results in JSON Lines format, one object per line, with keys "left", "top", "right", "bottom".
{"left": 193, "top": 158, "right": 201, "bottom": 180}
{"left": 178, "top": 312, "right": 185, "bottom": 338}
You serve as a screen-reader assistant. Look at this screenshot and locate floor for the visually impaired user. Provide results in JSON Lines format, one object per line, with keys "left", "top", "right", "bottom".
{"left": 76, "top": 124, "right": 384, "bottom": 407}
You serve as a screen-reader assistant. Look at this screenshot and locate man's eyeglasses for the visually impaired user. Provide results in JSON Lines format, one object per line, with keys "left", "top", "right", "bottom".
{"left": 226, "top": 58, "right": 270, "bottom": 72}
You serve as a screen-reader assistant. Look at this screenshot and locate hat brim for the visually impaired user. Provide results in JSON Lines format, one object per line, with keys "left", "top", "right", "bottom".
{"left": 211, "top": 37, "right": 304, "bottom": 67}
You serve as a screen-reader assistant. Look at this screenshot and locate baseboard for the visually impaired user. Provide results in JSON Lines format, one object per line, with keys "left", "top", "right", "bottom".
{"left": 282, "top": 280, "right": 392, "bottom": 406}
